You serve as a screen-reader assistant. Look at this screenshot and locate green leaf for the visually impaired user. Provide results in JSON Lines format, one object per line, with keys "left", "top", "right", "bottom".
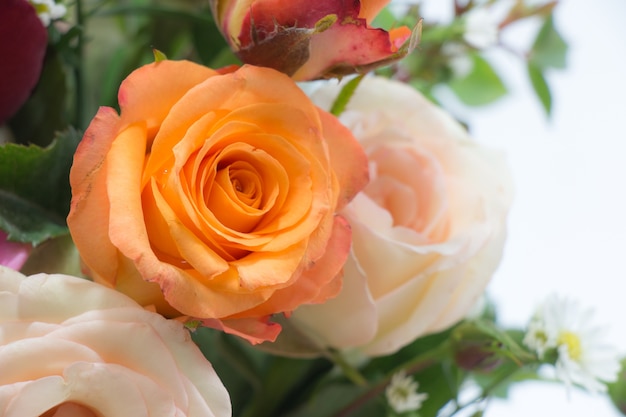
{"left": 285, "top": 382, "right": 376, "bottom": 417}
{"left": 0, "top": 192, "right": 69, "bottom": 245}
{"left": 241, "top": 356, "right": 333, "bottom": 417}
{"left": 527, "top": 63, "right": 552, "bottom": 116}
{"left": 20, "top": 234, "right": 81, "bottom": 276}
{"left": 364, "top": 328, "right": 454, "bottom": 376}
{"left": 370, "top": 6, "right": 398, "bottom": 30}
{"left": 448, "top": 54, "right": 507, "bottom": 106}
{"left": 0, "top": 128, "right": 81, "bottom": 245}
{"left": 414, "top": 362, "right": 464, "bottom": 417}
{"left": 529, "top": 15, "right": 568, "bottom": 70}
{"left": 608, "top": 357, "right": 626, "bottom": 415}
{"left": 192, "top": 329, "right": 267, "bottom": 416}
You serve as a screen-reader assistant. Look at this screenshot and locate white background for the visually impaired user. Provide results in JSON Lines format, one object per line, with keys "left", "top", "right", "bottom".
{"left": 414, "top": 0, "right": 626, "bottom": 416}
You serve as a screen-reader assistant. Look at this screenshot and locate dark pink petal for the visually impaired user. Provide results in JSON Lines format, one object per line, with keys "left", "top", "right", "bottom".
{"left": 0, "top": 231, "right": 32, "bottom": 270}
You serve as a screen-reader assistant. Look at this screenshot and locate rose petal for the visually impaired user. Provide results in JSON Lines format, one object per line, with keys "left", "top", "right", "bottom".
{"left": 118, "top": 60, "right": 218, "bottom": 134}
{"left": 317, "top": 108, "right": 369, "bottom": 211}
{"left": 291, "top": 253, "right": 379, "bottom": 348}
{"left": 0, "top": 231, "right": 31, "bottom": 270}
{"left": 67, "top": 107, "right": 121, "bottom": 282}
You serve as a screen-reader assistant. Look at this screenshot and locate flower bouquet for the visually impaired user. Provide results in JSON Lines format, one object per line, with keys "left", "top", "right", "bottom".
{"left": 1, "top": 0, "right": 624, "bottom": 416}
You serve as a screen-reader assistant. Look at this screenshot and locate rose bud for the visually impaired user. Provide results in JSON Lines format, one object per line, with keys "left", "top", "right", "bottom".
{"left": 208, "top": 0, "right": 415, "bottom": 80}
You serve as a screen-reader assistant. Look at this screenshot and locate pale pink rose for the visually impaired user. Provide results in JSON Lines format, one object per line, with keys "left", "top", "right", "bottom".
{"left": 289, "top": 77, "right": 513, "bottom": 356}
{"left": 0, "top": 231, "right": 32, "bottom": 270}
{"left": 0, "top": 266, "right": 231, "bottom": 416}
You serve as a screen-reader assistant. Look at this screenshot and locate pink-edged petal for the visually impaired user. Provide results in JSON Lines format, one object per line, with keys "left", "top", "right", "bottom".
{"left": 67, "top": 107, "right": 121, "bottom": 282}
{"left": 317, "top": 109, "right": 369, "bottom": 211}
{"left": 200, "top": 316, "right": 281, "bottom": 344}
{"left": 238, "top": 215, "right": 352, "bottom": 318}
{"left": 292, "top": 19, "right": 412, "bottom": 80}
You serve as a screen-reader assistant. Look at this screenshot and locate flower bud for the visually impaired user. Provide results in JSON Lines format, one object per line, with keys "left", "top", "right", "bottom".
{"left": 209, "top": 0, "right": 416, "bottom": 80}
{"left": 452, "top": 323, "right": 505, "bottom": 373}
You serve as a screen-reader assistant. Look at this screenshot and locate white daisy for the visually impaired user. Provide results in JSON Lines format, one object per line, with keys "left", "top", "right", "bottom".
{"left": 385, "top": 370, "right": 428, "bottom": 414}
{"left": 29, "top": 0, "right": 67, "bottom": 27}
{"left": 463, "top": 7, "right": 500, "bottom": 49}
{"left": 524, "top": 294, "right": 621, "bottom": 393}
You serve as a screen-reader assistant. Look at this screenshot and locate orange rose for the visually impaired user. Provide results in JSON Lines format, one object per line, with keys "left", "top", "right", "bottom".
{"left": 209, "top": 0, "right": 414, "bottom": 80}
{"left": 67, "top": 60, "right": 368, "bottom": 343}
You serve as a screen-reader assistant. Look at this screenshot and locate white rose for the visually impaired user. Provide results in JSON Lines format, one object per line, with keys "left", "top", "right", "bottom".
{"left": 290, "top": 77, "right": 513, "bottom": 356}
{"left": 0, "top": 266, "right": 231, "bottom": 416}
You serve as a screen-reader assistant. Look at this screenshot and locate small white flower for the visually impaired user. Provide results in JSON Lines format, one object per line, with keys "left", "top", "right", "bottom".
{"left": 463, "top": 7, "right": 499, "bottom": 49}
{"left": 29, "top": 0, "right": 67, "bottom": 27}
{"left": 441, "top": 42, "right": 474, "bottom": 78}
{"left": 385, "top": 371, "right": 428, "bottom": 414}
{"left": 523, "top": 317, "right": 553, "bottom": 359}
{"left": 524, "top": 295, "right": 621, "bottom": 393}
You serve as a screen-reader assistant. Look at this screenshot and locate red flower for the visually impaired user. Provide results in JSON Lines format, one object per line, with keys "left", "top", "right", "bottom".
{"left": 0, "top": 0, "right": 48, "bottom": 124}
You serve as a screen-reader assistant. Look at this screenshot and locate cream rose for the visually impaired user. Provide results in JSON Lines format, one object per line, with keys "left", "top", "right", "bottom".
{"left": 0, "top": 266, "right": 231, "bottom": 416}
{"left": 289, "top": 77, "right": 513, "bottom": 356}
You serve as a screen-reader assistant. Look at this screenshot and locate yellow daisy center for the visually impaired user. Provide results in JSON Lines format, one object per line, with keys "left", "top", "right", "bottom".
{"left": 557, "top": 331, "right": 582, "bottom": 361}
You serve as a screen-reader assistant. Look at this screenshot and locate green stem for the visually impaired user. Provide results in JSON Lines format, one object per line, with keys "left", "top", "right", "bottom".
{"left": 74, "top": 0, "right": 86, "bottom": 129}
{"left": 326, "top": 350, "right": 368, "bottom": 387}
{"left": 446, "top": 364, "right": 523, "bottom": 417}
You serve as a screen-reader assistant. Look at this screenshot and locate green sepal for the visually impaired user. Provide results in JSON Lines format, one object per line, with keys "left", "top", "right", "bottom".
{"left": 330, "top": 75, "right": 365, "bottom": 117}
{"left": 152, "top": 48, "right": 168, "bottom": 62}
